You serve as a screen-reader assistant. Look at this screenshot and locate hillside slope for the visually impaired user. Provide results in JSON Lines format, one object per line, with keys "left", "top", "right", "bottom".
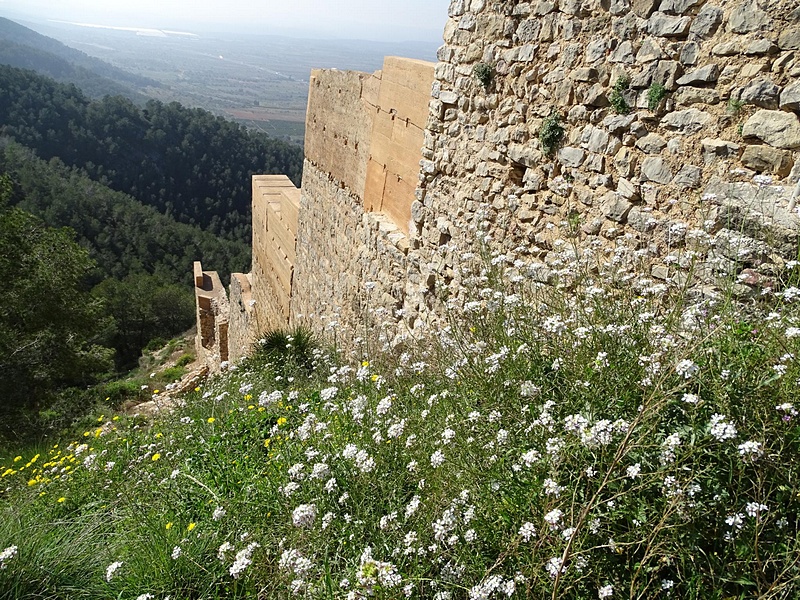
{"left": 0, "top": 262, "right": 799, "bottom": 599}
{"left": 0, "top": 17, "right": 158, "bottom": 93}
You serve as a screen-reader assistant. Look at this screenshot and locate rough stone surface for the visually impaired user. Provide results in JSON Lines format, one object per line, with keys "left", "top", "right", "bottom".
{"left": 742, "top": 110, "right": 800, "bottom": 149}
{"left": 779, "top": 27, "right": 800, "bottom": 50}
{"left": 740, "top": 145, "right": 794, "bottom": 176}
{"left": 672, "top": 164, "right": 703, "bottom": 188}
{"left": 739, "top": 79, "right": 781, "bottom": 109}
{"left": 728, "top": 0, "right": 769, "bottom": 34}
{"left": 780, "top": 81, "right": 800, "bottom": 110}
{"left": 689, "top": 5, "right": 723, "bottom": 38}
{"left": 648, "top": 12, "right": 691, "bottom": 37}
{"left": 676, "top": 64, "right": 719, "bottom": 85}
{"left": 661, "top": 108, "right": 713, "bottom": 134}
{"left": 641, "top": 156, "right": 674, "bottom": 183}
{"left": 674, "top": 86, "right": 720, "bottom": 105}
{"left": 636, "top": 133, "right": 668, "bottom": 154}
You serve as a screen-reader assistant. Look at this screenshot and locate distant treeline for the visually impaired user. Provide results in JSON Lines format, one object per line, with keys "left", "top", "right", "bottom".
{"left": 0, "top": 65, "right": 304, "bottom": 242}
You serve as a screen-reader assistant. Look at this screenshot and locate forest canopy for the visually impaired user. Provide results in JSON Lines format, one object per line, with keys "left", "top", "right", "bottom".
{"left": 0, "top": 65, "right": 304, "bottom": 242}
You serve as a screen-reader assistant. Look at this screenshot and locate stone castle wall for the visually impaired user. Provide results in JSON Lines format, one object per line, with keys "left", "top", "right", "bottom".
{"left": 197, "top": 1, "right": 800, "bottom": 365}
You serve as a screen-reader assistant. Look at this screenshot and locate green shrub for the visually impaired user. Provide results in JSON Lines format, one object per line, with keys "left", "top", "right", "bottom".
{"left": 102, "top": 380, "right": 144, "bottom": 407}
{"left": 143, "top": 337, "right": 166, "bottom": 353}
{"left": 159, "top": 366, "right": 185, "bottom": 383}
{"left": 610, "top": 74, "right": 631, "bottom": 114}
{"left": 473, "top": 62, "right": 493, "bottom": 88}
{"left": 647, "top": 82, "right": 667, "bottom": 110}
{"left": 175, "top": 353, "right": 194, "bottom": 368}
{"left": 727, "top": 98, "right": 744, "bottom": 115}
{"left": 539, "top": 110, "right": 565, "bottom": 156}
{"left": 249, "top": 326, "right": 318, "bottom": 378}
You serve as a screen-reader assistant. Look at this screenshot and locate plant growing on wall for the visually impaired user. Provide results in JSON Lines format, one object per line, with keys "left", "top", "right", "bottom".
{"left": 647, "top": 82, "right": 667, "bottom": 111}
{"left": 610, "top": 74, "right": 631, "bottom": 114}
{"left": 473, "top": 63, "right": 493, "bottom": 88}
{"left": 539, "top": 110, "right": 564, "bottom": 156}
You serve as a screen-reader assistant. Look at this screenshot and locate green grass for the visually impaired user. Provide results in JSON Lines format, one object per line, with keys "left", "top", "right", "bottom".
{"left": 1, "top": 256, "right": 799, "bottom": 599}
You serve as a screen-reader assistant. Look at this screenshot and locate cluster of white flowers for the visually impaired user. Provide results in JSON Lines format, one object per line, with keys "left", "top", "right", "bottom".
{"left": 737, "top": 440, "right": 763, "bottom": 459}
{"left": 105, "top": 560, "right": 123, "bottom": 582}
{"left": 468, "top": 574, "right": 516, "bottom": 599}
{"left": 675, "top": 359, "right": 699, "bottom": 379}
{"left": 709, "top": 414, "right": 737, "bottom": 442}
{"left": 292, "top": 503, "right": 317, "bottom": 528}
{"left": 0, "top": 545, "right": 18, "bottom": 569}
{"left": 518, "top": 522, "right": 536, "bottom": 542}
{"left": 279, "top": 548, "right": 314, "bottom": 578}
{"left": 356, "top": 547, "right": 401, "bottom": 594}
{"left": 229, "top": 542, "right": 260, "bottom": 579}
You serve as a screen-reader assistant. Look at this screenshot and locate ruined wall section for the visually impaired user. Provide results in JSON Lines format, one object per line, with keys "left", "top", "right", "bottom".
{"left": 304, "top": 69, "right": 377, "bottom": 197}
{"left": 193, "top": 261, "right": 229, "bottom": 371}
{"left": 399, "top": 0, "right": 800, "bottom": 331}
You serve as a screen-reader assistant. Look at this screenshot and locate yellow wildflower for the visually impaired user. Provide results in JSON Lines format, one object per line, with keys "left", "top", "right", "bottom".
{"left": 57, "top": 497, "right": 66, "bottom": 503}
{"left": 207, "top": 417, "right": 216, "bottom": 424}
{"left": 165, "top": 522, "right": 173, "bottom": 530}
{"left": 277, "top": 417, "right": 287, "bottom": 427}
{"left": 152, "top": 453, "right": 161, "bottom": 461}
{"left": 187, "top": 522, "right": 196, "bottom": 532}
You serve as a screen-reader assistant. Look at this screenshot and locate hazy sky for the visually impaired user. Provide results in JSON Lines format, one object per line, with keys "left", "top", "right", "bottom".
{"left": 0, "top": 0, "right": 451, "bottom": 41}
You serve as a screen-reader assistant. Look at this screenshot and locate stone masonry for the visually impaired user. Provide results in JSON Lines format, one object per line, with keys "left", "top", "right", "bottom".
{"left": 197, "top": 0, "right": 800, "bottom": 367}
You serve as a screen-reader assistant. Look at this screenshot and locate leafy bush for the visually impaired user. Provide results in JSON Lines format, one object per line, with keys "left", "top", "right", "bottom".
{"left": 176, "top": 354, "right": 195, "bottom": 368}
{"left": 159, "top": 366, "right": 186, "bottom": 383}
{"left": 101, "top": 380, "right": 146, "bottom": 407}
{"left": 646, "top": 82, "right": 666, "bottom": 111}
{"left": 249, "top": 326, "right": 318, "bottom": 378}
{"left": 610, "top": 74, "right": 631, "bottom": 114}
{"left": 473, "top": 63, "right": 493, "bottom": 88}
{"left": 539, "top": 110, "right": 565, "bottom": 156}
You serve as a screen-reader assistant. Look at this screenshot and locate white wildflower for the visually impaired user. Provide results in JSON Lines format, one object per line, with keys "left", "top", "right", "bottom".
{"left": 598, "top": 584, "right": 614, "bottom": 598}
{"left": 292, "top": 503, "right": 317, "bottom": 528}
{"left": 105, "top": 561, "right": 123, "bottom": 582}
{"left": 519, "top": 522, "right": 537, "bottom": 541}
{"left": 709, "top": 414, "right": 737, "bottom": 441}
{"left": 229, "top": 542, "right": 260, "bottom": 579}
{"left": 0, "top": 545, "right": 18, "bottom": 569}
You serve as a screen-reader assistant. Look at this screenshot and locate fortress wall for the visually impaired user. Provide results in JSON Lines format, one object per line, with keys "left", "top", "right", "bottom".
{"left": 227, "top": 273, "right": 255, "bottom": 363}
{"left": 395, "top": 0, "right": 800, "bottom": 335}
{"left": 199, "top": 1, "right": 800, "bottom": 366}
{"left": 364, "top": 58, "right": 436, "bottom": 234}
{"left": 304, "top": 69, "right": 376, "bottom": 197}
{"left": 290, "top": 59, "right": 434, "bottom": 347}
{"left": 251, "top": 175, "right": 300, "bottom": 336}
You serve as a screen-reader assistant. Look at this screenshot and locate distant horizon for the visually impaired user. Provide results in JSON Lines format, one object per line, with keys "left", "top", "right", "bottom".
{"left": 0, "top": 0, "right": 449, "bottom": 44}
